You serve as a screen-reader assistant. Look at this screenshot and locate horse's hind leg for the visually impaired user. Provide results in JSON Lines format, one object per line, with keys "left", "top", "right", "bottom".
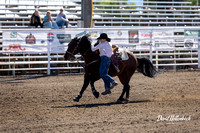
{"left": 90, "top": 80, "right": 99, "bottom": 98}
{"left": 73, "top": 75, "right": 90, "bottom": 102}
{"left": 117, "top": 86, "right": 126, "bottom": 103}
{"left": 125, "top": 84, "right": 130, "bottom": 100}
{"left": 117, "top": 72, "right": 132, "bottom": 103}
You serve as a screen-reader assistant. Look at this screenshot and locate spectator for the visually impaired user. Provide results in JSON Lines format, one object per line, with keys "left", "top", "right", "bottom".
{"left": 43, "top": 11, "right": 58, "bottom": 29}
{"left": 56, "top": 8, "right": 70, "bottom": 28}
{"left": 30, "top": 10, "right": 43, "bottom": 28}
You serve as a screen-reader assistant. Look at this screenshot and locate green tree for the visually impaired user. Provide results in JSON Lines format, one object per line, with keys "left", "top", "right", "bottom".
{"left": 187, "top": 0, "right": 200, "bottom": 6}
{"left": 97, "top": 0, "right": 136, "bottom": 11}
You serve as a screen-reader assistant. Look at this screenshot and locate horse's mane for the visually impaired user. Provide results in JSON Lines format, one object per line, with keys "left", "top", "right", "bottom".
{"left": 79, "top": 35, "right": 100, "bottom": 58}
{"left": 80, "top": 35, "right": 92, "bottom": 47}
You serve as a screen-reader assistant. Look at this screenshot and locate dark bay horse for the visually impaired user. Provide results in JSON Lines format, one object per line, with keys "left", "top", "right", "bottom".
{"left": 64, "top": 35, "right": 157, "bottom": 103}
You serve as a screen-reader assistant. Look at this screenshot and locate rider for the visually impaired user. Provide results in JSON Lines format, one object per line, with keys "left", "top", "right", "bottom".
{"left": 91, "top": 33, "right": 118, "bottom": 95}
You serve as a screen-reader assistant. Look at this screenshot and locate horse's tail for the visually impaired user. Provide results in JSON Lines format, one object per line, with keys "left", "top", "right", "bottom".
{"left": 137, "top": 57, "right": 157, "bottom": 78}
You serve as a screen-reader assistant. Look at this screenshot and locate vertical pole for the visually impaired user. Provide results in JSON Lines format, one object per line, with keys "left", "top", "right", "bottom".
{"left": 198, "top": 39, "right": 200, "bottom": 68}
{"left": 81, "top": 0, "right": 83, "bottom": 20}
{"left": 173, "top": 28, "right": 176, "bottom": 71}
{"left": 150, "top": 29, "right": 153, "bottom": 63}
{"left": 82, "top": 0, "right": 93, "bottom": 28}
{"left": 47, "top": 41, "right": 51, "bottom": 75}
{"left": 156, "top": 50, "right": 158, "bottom": 69}
{"left": 12, "top": 54, "right": 16, "bottom": 77}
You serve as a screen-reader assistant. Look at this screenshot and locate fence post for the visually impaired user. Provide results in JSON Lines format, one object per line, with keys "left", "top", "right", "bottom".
{"left": 12, "top": 54, "right": 16, "bottom": 77}
{"left": 47, "top": 41, "right": 51, "bottom": 75}
{"left": 150, "top": 29, "right": 153, "bottom": 63}
{"left": 198, "top": 39, "right": 200, "bottom": 69}
{"left": 81, "top": 0, "right": 93, "bottom": 28}
{"left": 173, "top": 28, "right": 177, "bottom": 71}
{"left": 155, "top": 50, "right": 158, "bottom": 69}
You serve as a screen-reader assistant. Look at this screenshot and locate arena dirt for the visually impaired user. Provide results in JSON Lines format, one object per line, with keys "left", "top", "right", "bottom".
{"left": 0, "top": 71, "right": 200, "bottom": 132}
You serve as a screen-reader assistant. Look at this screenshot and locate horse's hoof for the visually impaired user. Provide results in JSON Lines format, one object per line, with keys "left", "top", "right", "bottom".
{"left": 73, "top": 97, "right": 79, "bottom": 102}
{"left": 116, "top": 99, "right": 122, "bottom": 104}
{"left": 94, "top": 91, "right": 100, "bottom": 98}
{"left": 122, "top": 98, "right": 129, "bottom": 104}
{"left": 116, "top": 98, "right": 129, "bottom": 104}
{"left": 123, "top": 98, "right": 129, "bottom": 101}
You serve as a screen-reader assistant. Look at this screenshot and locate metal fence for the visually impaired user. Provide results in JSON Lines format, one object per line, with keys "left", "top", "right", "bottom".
{"left": 0, "top": 27, "right": 199, "bottom": 76}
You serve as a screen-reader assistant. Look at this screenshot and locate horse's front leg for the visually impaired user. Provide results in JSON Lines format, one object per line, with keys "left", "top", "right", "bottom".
{"left": 90, "top": 80, "right": 100, "bottom": 98}
{"left": 73, "top": 75, "right": 90, "bottom": 102}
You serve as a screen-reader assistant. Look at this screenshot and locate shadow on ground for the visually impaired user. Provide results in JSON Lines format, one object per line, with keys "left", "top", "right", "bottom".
{"left": 51, "top": 100, "right": 151, "bottom": 108}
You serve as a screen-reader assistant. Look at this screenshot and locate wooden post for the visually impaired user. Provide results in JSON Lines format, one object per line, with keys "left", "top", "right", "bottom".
{"left": 81, "top": 0, "right": 93, "bottom": 28}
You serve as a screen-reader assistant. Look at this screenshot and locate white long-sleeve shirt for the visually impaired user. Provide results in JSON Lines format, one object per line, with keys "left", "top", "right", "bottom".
{"left": 91, "top": 41, "right": 113, "bottom": 57}
{"left": 56, "top": 13, "right": 68, "bottom": 22}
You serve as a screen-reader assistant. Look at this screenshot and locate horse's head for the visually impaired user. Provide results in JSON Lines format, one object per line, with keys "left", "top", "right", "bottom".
{"left": 64, "top": 35, "right": 92, "bottom": 60}
{"left": 64, "top": 37, "right": 81, "bottom": 61}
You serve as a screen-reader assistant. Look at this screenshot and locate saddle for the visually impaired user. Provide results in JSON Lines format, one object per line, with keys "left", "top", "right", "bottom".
{"left": 111, "top": 45, "right": 129, "bottom": 72}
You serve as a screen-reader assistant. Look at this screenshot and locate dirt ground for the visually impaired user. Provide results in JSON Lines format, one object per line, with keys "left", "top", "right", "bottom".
{"left": 0, "top": 71, "right": 200, "bottom": 133}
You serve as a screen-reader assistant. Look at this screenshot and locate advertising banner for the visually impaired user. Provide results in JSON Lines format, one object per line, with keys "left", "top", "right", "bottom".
{"left": 153, "top": 30, "right": 174, "bottom": 50}
{"left": 184, "top": 30, "right": 199, "bottom": 37}
{"left": 3, "top": 31, "right": 48, "bottom": 53}
{"left": 184, "top": 30, "right": 199, "bottom": 49}
{"left": 153, "top": 30, "right": 174, "bottom": 38}
{"left": 49, "top": 30, "right": 72, "bottom": 53}
{"left": 128, "top": 30, "right": 139, "bottom": 44}
{"left": 103, "top": 30, "right": 129, "bottom": 45}
{"left": 2, "top": 29, "right": 199, "bottom": 54}
{"left": 138, "top": 30, "right": 152, "bottom": 50}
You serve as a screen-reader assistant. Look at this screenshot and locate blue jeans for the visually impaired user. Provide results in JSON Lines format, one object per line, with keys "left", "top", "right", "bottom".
{"left": 43, "top": 21, "right": 58, "bottom": 29}
{"left": 56, "top": 20, "right": 68, "bottom": 28}
{"left": 99, "top": 56, "right": 114, "bottom": 89}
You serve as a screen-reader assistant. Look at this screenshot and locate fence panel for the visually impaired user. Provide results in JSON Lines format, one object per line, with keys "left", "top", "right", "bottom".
{"left": 0, "top": 27, "right": 199, "bottom": 76}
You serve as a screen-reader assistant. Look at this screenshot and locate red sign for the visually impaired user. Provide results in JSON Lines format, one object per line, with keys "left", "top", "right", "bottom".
{"left": 141, "top": 34, "right": 153, "bottom": 38}
{"left": 4, "top": 44, "right": 26, "bottom": 51}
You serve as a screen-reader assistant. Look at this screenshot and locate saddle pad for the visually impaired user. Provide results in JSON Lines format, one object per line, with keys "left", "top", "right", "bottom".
{"left": 118, "top": 48, "right": 129, "bottom": 60}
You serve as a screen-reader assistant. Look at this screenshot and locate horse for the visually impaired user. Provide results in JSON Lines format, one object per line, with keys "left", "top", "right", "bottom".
{"left": 64, "top": 35, "right": 157, "bottom": 103}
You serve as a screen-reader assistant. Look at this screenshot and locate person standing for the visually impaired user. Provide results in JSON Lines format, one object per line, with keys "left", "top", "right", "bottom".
{"left": 56, "top": 8, "right": 70, "bottom": 28}
{"left": 30, "top": 10, "right": 43, "bottom": 28}
{"left": 43, "top": 11, "right": 58, "bottom": 29}
{"left": 91, "top": 33, "right": 118, "bottom": 95}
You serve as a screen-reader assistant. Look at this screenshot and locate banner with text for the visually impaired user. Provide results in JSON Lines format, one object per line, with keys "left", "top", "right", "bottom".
{"left": 2, "top": 29, "right": 199, "bottom": 54}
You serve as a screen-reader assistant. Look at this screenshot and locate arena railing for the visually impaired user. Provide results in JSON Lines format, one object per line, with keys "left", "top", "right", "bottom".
{"left": 0, "top": 27, "right": 199, "bottom": 76}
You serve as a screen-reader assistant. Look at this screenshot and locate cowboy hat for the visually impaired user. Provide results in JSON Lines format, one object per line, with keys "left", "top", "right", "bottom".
{"left": 97, "top": 33, "right": 111, "bottom": 42}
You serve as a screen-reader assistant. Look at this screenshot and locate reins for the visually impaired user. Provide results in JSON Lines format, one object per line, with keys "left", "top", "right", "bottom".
{"left": 65, "top": 35, "right": 99, "bottom": 69}
{"left": 65, "top": 51, "right": 99, "bottom": 68}
{"left": 65, "top": 51, "right": 85, "bottom": 68}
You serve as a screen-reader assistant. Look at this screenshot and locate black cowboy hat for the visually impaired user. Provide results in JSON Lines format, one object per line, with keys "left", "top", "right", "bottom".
{"left": 97, "top": 33, "right": 111, "bottom": 42}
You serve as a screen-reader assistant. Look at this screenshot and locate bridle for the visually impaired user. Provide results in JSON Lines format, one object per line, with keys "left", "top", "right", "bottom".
{"left": 72, "top": 37, "right": 91, "bottom": 57}
{"left": 65, "top": 37, "right": 98, "bottom": 67}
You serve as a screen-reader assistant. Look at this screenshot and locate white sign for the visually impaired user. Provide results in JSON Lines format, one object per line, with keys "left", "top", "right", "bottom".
{"left": 3, "top": 31, "right": 48, "bottom": 53}
{"left": 153, "top": 30, "right": 174, "bottom": 50}
{"left": 102, "top": 30, "right": 129, "bottom": 45}
{"left": 153, "top": 30, "right": 174, "bottom": 38}
{"left": 138, "top": 30, "right": 152, "bottom": 50}
{"left": 2, "top": 29, "right": 199, "bottom": 54}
